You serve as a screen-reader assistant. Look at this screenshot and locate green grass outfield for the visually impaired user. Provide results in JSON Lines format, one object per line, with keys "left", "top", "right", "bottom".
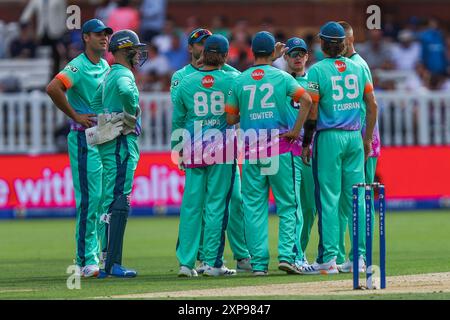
{"left": 0, "top": 210, "right": 450, "bottom": 300}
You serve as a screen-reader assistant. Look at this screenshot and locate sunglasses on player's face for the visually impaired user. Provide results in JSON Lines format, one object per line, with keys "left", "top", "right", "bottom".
{"left": 287, "top": 50, "right": 307, "bottom": 58}
{"left": 190, "top": 29, "right": 212, "bottom": 41}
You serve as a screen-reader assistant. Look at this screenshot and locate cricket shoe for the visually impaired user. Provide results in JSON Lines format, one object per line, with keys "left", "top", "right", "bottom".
{"left": 337, "top": 255, "right": 366, "bottom": 273}
{"left": 236, "top": 258, "right": 252, "bottom": 273}
{"left": 301, "top": 258, "right": 339, "bottom": 275}
{"left": 99, "top": 252, "right": 107, "bottom": 270}
{"left": 295, "top": 256, "right": 309, "bottom": 269}
{"left": 278, "top": 261, "right": 303, "bottom": 275}
{"left": 81, "top": 264, "right": 100, "bottom": 278}
{"left": 203, "top": 264, "right": 237, "bottom": 277}
{"left": 252, "top": 270, "right": 269, "bottom": 276}
{"left": 178, "top": 266, "right": 198, "bottom": 278}
{"left": 195, "top": 261, "right": 208, "bottom": 275}
{"left": 97, "top": 264, "right": 137, "bottom": 278}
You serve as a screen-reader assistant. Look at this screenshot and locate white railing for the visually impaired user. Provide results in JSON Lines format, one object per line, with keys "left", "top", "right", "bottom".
{"left": 0, "top": 90, "right": 449, "bottom": 154}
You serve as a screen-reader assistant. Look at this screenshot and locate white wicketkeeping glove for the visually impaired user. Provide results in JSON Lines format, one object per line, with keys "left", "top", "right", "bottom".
{"left": 85, "top": 114, "right": 124, "bottom": 146}
{"left": 121, "top": 108, "right": 141, "bottom": 135}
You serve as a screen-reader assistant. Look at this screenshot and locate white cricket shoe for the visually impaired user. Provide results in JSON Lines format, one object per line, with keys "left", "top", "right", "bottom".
{"left": 337, "top": 255, "right": 366, "bottom": 273}
{"left": 178, "top": 266, "right": 198, "bottom": 277}
{"left": 301, "top": 258, "right": 339, "bottom": 275}
{"left": 203, "top": 264, "right": 237, "bottom": 277}
{"left": 236, "top": 258, "right": 252, "bottom": 273}
{"left": 81, "top": 264, "right": 100, "bottom": 278}
{"left": 295, "top": 256, "right": 309, "bottom": 269}
{"left": 195, "top": 261, "right": 208, "bottom": 274}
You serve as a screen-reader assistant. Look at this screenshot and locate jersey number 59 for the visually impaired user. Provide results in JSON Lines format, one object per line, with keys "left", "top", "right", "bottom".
{"left": 331, "top": 74, "right": 359, "bottom": 101}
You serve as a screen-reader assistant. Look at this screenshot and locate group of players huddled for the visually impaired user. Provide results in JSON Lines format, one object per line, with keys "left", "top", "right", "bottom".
{"left": 171, "top": 21, "right": 379, "bottom": 277}
{"left": 47, "top": 17, "right": 379, "bottom": 279}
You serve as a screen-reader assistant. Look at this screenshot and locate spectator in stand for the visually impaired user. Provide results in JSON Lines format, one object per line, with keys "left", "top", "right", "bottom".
{"left": 140, "top": 0, "right": 167, "bottom": 43}
{"left": 9, "top": 22, "right": 37, "bottom": 59}
{"left": 391, "top": 29, "right": 421, "bottom": 71}
{"left": 95, "top": 0, "right": 118, "bottom": 23}
{"left": 184, "top": 16, "right": 201, "bottom": 36}
{"left": 419, "top": 18, "right": 447, "bottom": 75}
{"left": 382, "top": 13, "right": 401, "bottom": 41}
{"left": 356, "top": 29, "right": 394, "bottom": 70}
{"left": 139, "top": 44, "right": 170, "bottom": 78}
{"left": 165, "top": 32, "right": 189, "bottom": 72}
{"left": 231, "top": 18, "right": 252, "bottom": 46}
{"left": 107, "top": 0, "right": 140, "bottom": 33}
{"left": 228, "top": 33, "right": 253, "bottom": 71}
{"left": 20, "top": 0, "right": 67, "bottom": 77}
{"left": 211, "top": 15, "right": 230, "bottom": 39}
{"left": 152, "top": 18, "right": 186, "bottom": 54}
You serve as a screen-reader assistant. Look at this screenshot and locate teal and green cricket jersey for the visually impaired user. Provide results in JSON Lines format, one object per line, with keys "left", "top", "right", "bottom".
{"left": 285, "top": 72, "right": 317, "bottom": 262}
{"left": 170, "top": 63, "right": 239, "bottom": 106}
{"left": 286, "top": 72, "right": 308, "bottom": 133}
{"left": 172, "top": 67, "right": 245, "bottom": 269}
{"left": 307, "top": 56, "right": 373, "bottom": 264}
{"left": 336, "top": 53, "right": 380, "bottom": 263}
{"left": 56, "top": 53, "right": 110, "bottom": 114}
{"left": 171, "top": 63, "right": 250, "bottom": 265}
{"left": 226, "top": 64, "right": 306, "bottom": 158}
{"left": 91, "top": 63, "right": 141, "bottom": 257}
{"left": 225, "top": 64, "right": 306, "bottom": 271}
{"left": 55, "top": 53, "right": 110, "bottom": 267}
{"left": 172, "top": 68, "right": 240, "bottom": 166}
{"left": 307, "top": 56, "right": 373, "bottom": 131}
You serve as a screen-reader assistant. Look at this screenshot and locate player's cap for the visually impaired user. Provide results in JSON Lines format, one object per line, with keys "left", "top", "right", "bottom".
{"left": 204, "top": 34, "right": 229, "bottom": 53}
{"left": 81, "top": 19, "right": 113, "bottom": 35}
{"left": 318, "top": 21, "right": 345, "bottom": 43}
{"left": 251, "top": 31, "right": 275, "bottom": 54}
{"left": 188, "top": 28, "right": 212, "bottom": 45}
{"left": 286, "top": 37, "right": 308, "bottom": 54}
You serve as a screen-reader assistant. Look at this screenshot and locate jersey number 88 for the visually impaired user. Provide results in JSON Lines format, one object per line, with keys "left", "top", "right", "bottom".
{"left": 193, "top": 91, "right": 225, "bottom": 116}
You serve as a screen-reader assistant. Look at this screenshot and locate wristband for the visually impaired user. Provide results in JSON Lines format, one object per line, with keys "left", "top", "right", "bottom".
{"left": 302, "top": 120, "right": 317, "bottom": 147}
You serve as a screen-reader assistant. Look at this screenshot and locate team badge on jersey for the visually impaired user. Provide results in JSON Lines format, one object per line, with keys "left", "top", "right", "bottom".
{"left": 66, "top": 65, "right": 79, "bottom": 73}
{"left": 334, "top": 60, "right": 347, "bottom": 72}
{"left": 202, "top": 75, "right": 215, "bottom": 88}
{"left": 290, "top": 99, "right": 301, "bottom": 109}
{"left": 251, "top": 69, "right": 265, "bottom": 80}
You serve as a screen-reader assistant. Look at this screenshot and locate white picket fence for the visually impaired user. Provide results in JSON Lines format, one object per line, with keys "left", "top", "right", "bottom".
{"left": 0, "top": 90, "right": 449, "bottom": 154}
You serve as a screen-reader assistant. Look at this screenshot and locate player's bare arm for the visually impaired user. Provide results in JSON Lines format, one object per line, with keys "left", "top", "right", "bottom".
{"left": 46, "top": 78, "right": 95, "bottom": 128}
{"left": 300, "top": 101, "right": 319, "bottom": 166}
{"left": 363, "top": 91, "right": 378, "bottom": 161}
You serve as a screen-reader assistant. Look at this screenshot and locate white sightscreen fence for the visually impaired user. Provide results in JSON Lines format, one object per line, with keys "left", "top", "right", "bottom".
{"left": 0, "top": 91, "right": 449, "bottom": 154}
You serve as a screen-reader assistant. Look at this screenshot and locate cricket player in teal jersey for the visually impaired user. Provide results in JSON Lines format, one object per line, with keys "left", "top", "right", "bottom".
{"left": 283, "top": 37, "right": 316, "bottom": 268}
{"left": 297, "top": 22, "right": 378, "bottom": 275}
{"left": 171, "top": 34, "right": 240, "bottom": 277}
{"left": 226, "top": 31, "right": 312, "bottom": 276}
{"left": 89, "top": 29, "right": 148, "bottom": 278}
{"left": 170, "top": 28, "right": 251, "bottom": 273}
{"left": 336, "top": 21, "right": 382, "bottom": 273}
{"left": 46, "top": 19, "right": 113, "bottom": 278}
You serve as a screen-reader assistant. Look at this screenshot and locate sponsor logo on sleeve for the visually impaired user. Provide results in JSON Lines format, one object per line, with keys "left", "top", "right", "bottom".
{"left": 308, "top": 82, "right": 319, "bottom": 91}
{"left": 66, "top": 65, "right": 78, "bottom": 73}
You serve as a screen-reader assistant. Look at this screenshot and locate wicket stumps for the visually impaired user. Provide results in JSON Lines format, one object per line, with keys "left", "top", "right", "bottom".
{"left": 352, "top": 183, "right": 386, "bottom": 290}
